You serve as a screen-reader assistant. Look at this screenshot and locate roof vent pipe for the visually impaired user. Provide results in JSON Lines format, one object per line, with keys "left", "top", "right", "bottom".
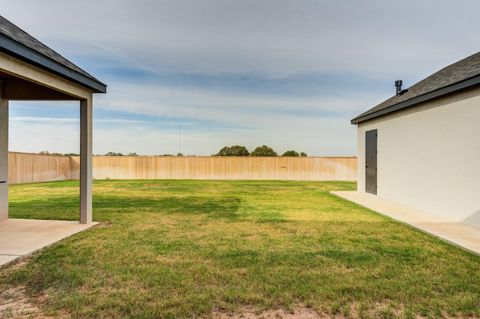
{"left": 395, "top": 80, "right": 403, "bottom": 95}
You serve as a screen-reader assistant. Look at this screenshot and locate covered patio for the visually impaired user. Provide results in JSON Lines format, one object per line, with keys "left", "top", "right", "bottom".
{"left": 0, "top": 16, "right": 106, "bottom": 266}
{"left": 0, "top": 219, "right": 98, "bottom": 266}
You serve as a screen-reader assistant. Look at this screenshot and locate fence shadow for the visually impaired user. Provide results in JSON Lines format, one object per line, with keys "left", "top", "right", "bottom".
{"left": 10, "top": 194, "right": 243, "bottom": 221}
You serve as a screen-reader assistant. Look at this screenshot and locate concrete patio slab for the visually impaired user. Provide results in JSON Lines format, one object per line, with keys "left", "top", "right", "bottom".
{"left": 0, "top": 219, "right": 98, "bottom": 267}
{"left": 331, "top": 191, "right": 480, "bottom": 256}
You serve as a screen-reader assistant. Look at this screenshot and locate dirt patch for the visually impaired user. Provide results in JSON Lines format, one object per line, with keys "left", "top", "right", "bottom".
{"left": 0, "top": 286, "right": 58, "bottom": 319}
{"left": 211, "top": 303, "right": 427, "bottom": 319}
{"left": 212, "top": 306, "right": 321, "bottom": 319}
{"left": 0, "top": 286, "right": 41, "bottom": 318}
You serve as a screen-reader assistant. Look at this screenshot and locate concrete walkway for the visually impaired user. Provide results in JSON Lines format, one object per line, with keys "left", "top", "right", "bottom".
{"left": 0, "top": 219, "right": 98, "bottom": 267}
{"left": 331, "top": 191, "right": 480, "bottom": 255}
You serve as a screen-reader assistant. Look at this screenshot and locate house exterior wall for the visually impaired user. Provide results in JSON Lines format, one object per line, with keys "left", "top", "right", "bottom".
{"left": 357, "top": 86, "right": 480, "bottom": 227}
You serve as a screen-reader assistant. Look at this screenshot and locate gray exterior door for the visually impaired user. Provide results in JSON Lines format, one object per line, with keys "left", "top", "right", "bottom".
{"left": 365, "top": 129, "right": 377, "bottom": 195}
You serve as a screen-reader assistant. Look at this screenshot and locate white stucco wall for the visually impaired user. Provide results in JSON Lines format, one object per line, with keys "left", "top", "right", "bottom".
{"left": 357, "top": 86, "right": 480, "bottom": 227}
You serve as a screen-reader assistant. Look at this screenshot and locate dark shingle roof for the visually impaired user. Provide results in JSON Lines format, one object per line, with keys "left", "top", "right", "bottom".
{"left": 0, "top": 15, "right": 106, "bottom": 93}
{"left": 352, "top": 51, "right": 480, "bottom": 124}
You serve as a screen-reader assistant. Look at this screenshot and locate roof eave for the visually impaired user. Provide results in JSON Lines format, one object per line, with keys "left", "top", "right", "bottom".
{"left": 351, "top": 75, "right": 480, "bottom": 124}
{"left": 0, "top": 34, "right": 107, "bottom": 94}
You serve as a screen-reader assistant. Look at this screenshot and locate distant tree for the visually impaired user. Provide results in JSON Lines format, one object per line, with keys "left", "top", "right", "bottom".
{"left": 127, "top": 152, "right": 138, "bottom": 156}
{"left": 64, "top": 153, "right": 79, "bottom": 156}
{"left": 177, "top": 153, "right": 184, "bottom": 157}
{"left": 105, "top": 152, "right": 124, "bottom": 156}
{"left": 300, "top": 152, "right": 308, "bottom": 157}
{"left": 215, "top": 145, "right": 250, "bottom": 156}
{"left": 251, "top": 145, "right": 278, "bottom": 157}
{"left": 282, "top": 150, "right": 300, "bottom": 157}
{"left": 39, "top": 151, "right": 63, "bottom": 156}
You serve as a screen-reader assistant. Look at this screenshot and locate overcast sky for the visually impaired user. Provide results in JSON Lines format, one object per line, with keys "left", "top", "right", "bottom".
{"left": 2, "top": 0, "right": 480, "bottom": 155}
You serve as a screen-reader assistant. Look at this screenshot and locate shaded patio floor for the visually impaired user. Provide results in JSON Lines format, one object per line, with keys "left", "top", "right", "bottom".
{"left": 0, "top": 219, "right": 98, "bottom": 267}
{"left": 332, "top": 191, "right": 480, "bottom": 255}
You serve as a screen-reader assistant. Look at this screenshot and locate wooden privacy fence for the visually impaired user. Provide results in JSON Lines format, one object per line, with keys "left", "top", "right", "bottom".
{"left": 10, "top": 152, "right": 357, "bottom": 184}
{"left": 86, "top": 156, "right": 357, "bottom": 181}
{"left": 8, "top": 152, "right": 74, "bottom": 184}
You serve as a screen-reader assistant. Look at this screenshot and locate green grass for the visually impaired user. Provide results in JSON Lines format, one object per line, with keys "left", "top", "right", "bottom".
{"left": 1, "top": 180, "right": 479, "bottom": 318}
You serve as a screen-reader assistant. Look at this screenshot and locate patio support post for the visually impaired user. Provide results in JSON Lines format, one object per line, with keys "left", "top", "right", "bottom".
{"left": 80, "top": 97, "right": 93, "bottom": 224}
{"left": 0, "top": 84, "right": 8, "bottom": 221}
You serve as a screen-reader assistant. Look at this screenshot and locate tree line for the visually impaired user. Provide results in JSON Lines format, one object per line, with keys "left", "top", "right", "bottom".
{"left": 37, "top": 146, "right": 307, "bottom": 157}
{"left": 215, "top": 145, "right": 307, "bottom": 157}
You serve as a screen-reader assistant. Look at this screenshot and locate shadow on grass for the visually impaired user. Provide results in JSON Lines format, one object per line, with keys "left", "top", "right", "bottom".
{"left": 10, "top": 195, "right": 243, "bottom": 221}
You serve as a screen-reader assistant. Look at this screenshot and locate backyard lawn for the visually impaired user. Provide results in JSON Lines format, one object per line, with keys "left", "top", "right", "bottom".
{"left": 1, "top": 180, "right": 479, "bottom": 318}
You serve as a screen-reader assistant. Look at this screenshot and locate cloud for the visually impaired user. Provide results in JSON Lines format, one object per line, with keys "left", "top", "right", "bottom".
{"left": 11, "top": 116, "right": 145, "bottom": 124}
{"left": 9, "top": 105, "right": 356, "bottom": 156}
{"left": 3, "top": 0, "right": 480, "bottom": 76}
{"left": 9, "top": 119, "right": 80, "bottom": 154}
{"left": 3, "top": 1, "right": 480, "bottom": 155}
{"left": 95, "top": 81, "right": 382, "bottom": 125}
{"left": 11, "top": 116, "right": 78, "bottom": 123}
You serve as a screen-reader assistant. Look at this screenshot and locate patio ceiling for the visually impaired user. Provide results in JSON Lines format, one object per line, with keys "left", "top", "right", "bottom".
{"left": 0, "top": 70, "right": 78, "bottom": 100}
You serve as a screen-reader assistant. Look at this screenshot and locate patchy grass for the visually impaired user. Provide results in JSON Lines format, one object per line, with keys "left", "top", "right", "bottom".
{"left": 1, "top": 180, "right": 479, "bottom": 318}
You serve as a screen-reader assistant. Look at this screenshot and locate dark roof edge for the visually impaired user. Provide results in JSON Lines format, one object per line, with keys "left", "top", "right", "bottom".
{"left": 0, "top": 34, "right": 106, "bottom": 94}
{"left": 351, "top": 75, "right": 480, "bottom": 124}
